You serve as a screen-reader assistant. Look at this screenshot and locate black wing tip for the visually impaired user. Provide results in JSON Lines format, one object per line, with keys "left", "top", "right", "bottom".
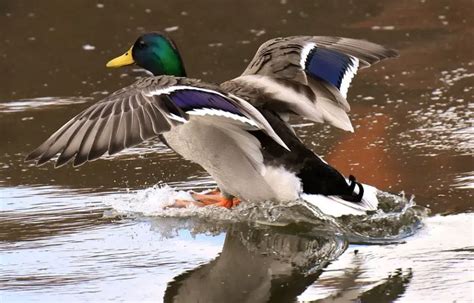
{"left": 25, "top": 150, "right": 50, "bottom": 167}
{"left": 73, "top": 151, "right": 97, "bottom": 167}
{"left": 37, "top": 158, "right": 51, "bottom": 167}
{"left": 25, "top": 145, "right": 45, "bottom": 161}
{"left": 54, "top": 162, "right": 66, "bottom": 168}
{"left": 55, "top": 153, "right": 74, "bottom": 168}
{"left": 384, "top": 47, "right": 400, "bottom": 59}
{"left": 25, "top": 149, "right": 74, "bottom": 168}
{"left": 87, "top": 149, "right": 107, "bottom": 162}
{"left": 357, "top": 46, "right": 399, "bottom": 68}
{"left": 24, "top": 154, "right": 54, "bottom": 168}
{"left": 108, "top": 144, "right": 123, "bottom": 156}
{"left": 25, "top": 153, "right": 37, "bottom": 162}
{"left": 57, "top": 153, "right": 93, "bottom": 168}
{"left": 73, "top": 158, "right": 86, "bottom": 167}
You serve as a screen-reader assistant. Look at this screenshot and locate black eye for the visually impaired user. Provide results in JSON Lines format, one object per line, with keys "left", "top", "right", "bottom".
{"left": 138, "top": 40, "right": 146, "bottom": 48}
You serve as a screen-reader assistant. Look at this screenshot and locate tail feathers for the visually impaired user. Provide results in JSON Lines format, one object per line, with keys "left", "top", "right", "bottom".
{"left": 298, "top": 158, "right": 364, "bottom": 200}
{"left": 338, "top": 175, "right": 364, "bottom": 203}
{"left": 302, "top": 181, "right": 379, "bottom": 218}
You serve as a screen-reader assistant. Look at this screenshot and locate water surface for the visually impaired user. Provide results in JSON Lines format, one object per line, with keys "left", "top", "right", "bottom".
{"left": 1, "top": 0, "right": 473, "bottom": 302}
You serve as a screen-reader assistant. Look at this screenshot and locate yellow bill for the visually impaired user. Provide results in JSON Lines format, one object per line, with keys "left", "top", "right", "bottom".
{"left": 106, "top": 46, "right": 134, "bottom": 68}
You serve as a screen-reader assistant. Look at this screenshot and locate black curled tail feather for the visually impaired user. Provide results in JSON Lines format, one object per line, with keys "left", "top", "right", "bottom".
{"left": 348, "top": 175, "right": 357, "bottom": 192}
{"left": 339, "top": 175, "right": 364, "bottom": 203}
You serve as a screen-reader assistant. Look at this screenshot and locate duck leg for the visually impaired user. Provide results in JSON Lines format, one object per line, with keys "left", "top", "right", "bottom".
{"left": 169, "top": 189, "right": 241, "bottom": 209}
{"left": 193, "top": 189, "right": 241, "bottom": 208}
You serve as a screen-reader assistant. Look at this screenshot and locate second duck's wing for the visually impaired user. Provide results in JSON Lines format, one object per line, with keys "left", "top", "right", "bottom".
{"left": 223, "top": 36, "right": 398, "bottom": 132}
{"left": 26, "top": 76, "right": 287, "bottom": 167}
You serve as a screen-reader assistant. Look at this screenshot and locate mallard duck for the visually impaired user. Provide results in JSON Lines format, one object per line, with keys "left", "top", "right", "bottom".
{"left": 26, "top": 33, "right": 397, "bottom": 209}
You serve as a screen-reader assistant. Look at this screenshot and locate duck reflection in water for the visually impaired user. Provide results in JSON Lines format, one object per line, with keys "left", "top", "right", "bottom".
{"left": 163, "top": 225, "right": 413, "bottom": 303}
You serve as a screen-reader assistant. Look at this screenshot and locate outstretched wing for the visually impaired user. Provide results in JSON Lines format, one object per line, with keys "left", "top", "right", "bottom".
{"left": 26, "top": 76, "right": 287, "bottom": 167}
{"left": 224, "top": 36, "right": 398, "bottom": 132}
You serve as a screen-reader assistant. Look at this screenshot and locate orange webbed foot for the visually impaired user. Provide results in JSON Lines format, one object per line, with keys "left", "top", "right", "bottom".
{"left": 196, "top": 195, "right": 240, "bottom": 209}
{"left": 168, "top": 189, "right": 241, "bottom": 209}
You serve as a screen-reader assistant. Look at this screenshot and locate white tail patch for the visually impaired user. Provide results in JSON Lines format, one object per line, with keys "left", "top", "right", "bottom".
{"left": 262, "top": 166, "right": 302, "bottom": 201}
{"left": 302, "top": 183, "right": 379, "bottom": 217}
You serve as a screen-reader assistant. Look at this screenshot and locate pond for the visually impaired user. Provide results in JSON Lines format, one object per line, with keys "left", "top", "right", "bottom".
{"left": 1, "top": 0, "right": 473, "bottom": 302}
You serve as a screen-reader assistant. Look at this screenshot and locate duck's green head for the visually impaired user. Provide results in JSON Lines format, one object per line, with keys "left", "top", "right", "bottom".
{"left": 106, "top": 33, "right": 186, "bottom": 77}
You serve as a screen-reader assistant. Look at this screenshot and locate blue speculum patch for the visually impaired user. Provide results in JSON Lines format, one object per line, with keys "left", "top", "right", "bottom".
{"left": 170, "top": 90, "right": 242, "bottom": 115}
{"left": 305, "top": 48, "right": 354, "bottom": 90}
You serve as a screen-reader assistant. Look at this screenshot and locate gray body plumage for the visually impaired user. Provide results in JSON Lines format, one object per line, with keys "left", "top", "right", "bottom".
{"left": 162, "top": 120, "right": 300, "bottom": 201}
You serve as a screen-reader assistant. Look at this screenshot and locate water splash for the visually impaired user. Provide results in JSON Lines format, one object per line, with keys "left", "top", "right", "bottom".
{"left": 334, "top": 192, "right": 429, "bottom": 244}
{"left": 104, "top": 184, "right": 428, "bottom": 244}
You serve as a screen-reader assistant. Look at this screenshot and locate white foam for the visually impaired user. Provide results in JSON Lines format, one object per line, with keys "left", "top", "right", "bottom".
{"left": 103, "top": 185, "right": 195, "bottom": 216}
{"left": 105, "top": 182, "right": 380, "bottom": 219}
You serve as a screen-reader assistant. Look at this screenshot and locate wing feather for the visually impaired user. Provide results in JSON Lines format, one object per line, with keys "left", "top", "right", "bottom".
{"left": 56, "top": 117, "right": 94, "bottom": 167}
{"left": 88, "top": 114, "right": 114, "bottom": 161}
{"left": 109, "top": 100, "right": 127, "bottom": 155}
{"left": 27, "top": 75, "right": 288, "bottom": 166}
{"left": 226, "top": 35, "right": 398, "bottom": 132}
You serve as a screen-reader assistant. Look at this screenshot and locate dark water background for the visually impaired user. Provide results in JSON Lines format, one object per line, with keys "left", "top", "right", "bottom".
{"left": 1, "top": 0, "right": 473, "bottom": 302}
